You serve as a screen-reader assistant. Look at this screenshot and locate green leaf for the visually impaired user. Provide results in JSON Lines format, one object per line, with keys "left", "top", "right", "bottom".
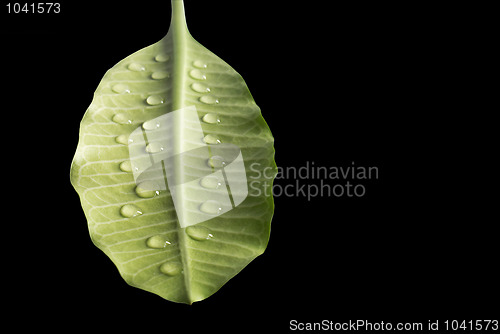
{"left": 70, "top": 0, "right": 275, "bottom": 304}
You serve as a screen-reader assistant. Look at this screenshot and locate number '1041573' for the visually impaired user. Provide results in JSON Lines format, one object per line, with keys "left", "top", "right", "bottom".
{"left": 6, "top": 3, "right": 61, "bottom": 14}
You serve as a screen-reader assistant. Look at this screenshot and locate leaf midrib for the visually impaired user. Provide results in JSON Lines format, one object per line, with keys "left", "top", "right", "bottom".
{"left": 169, "top": 0, "right": 193, "bottom": 304}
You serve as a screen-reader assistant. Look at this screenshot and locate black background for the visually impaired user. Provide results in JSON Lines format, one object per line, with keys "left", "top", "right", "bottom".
{"left": 1, "top": 0, "right": 496, "bottom": 331}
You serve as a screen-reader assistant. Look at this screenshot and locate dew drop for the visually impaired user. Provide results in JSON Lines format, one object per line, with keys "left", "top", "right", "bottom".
{"left": 146, "top": 95, "right": 165, "bottom": 105}
{"left": 145, "top": 142, "right": 164, "bottom": 153}
{"left": 120, "top": 204, "right": 142, "bottom": 218}
{"left": 189, "top": 69, "right": 206, "bottom": 80}
{"left": 115, "top": 134, "right": 131, "bottom": 145}
{"left": 160, "top": 262, "right": 182, "bottom": 276}
{"left": 155, "top": 53, "right": 170, "bottom": 62}
{"left": 202, "top": 113, "right": 220, "bottom": 124}
{"left": 128, "top": 62, "right": 146, "bottom": 71}
{"left": 199, "top": 95, "right": 219, "bottom": 105}
{"left": 135, "top": 181, "right": 160, "bottom": 198}
{"left": 111, "top": 83, "right": 130, "bottom": 94}
{"left": 185, "top": 226, "right": 214, "bottom": 241}
{"left": 119, "top": 160, "right": 132, "bottom": 172}
{"left": 200, "top": 200, "right": 222, "bottom": 215}
{"left": 203, "top": 134, "right": 221, "bottom": 145}
{"left": 142, "top": 119, "right": 160, "bottom": 130}
{"left": 200, "top": 175, "right": 223, "bottom": 189}
{"left": 146, "top": 235, "right": 171, "bottom": 249}
{"left": 191, "top": 82, "right": 210, "bottom": 93}
{"left": 207, "top": 155, "right": 226, "bottom": 168}
{"left": 151, "top": 71, "right": 170, "bottom": 80}
{"left": 112, "top": 113, "right": 132, "bottom": 124}
{"left": 193, "top": 60, "right": 208, "bottom": 69}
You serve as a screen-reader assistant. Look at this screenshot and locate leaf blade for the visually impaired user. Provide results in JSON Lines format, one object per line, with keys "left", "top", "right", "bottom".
{"left": 70, "top": 0, "right": 275, "bottom": 304}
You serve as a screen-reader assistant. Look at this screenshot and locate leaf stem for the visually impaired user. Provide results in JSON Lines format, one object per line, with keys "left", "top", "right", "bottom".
{"left": 171, "top": 0, "right": 188, "bottom": 35}
{"left": 170, "top": 0, "right": 188, "bottom": 111}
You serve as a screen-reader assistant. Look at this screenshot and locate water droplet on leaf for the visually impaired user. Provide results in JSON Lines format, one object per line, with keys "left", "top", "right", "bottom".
{"left": 202, "top": 134, "right": 221, "bottom": 144}
{"left": 112, "top": 83, "right": 130, "bottom": 94}
{"left": 191, "top": 82, "right": 210, "bottom": 93}
{"left": 200, "top": 175, "right": 222, "bottom": 189}
{"left": 146, "top": 95, "right": 164, "bottom": 105}
{"left": 142, "top": 120, "right": 160, "bottom": 130}
{"left": 151, "top": 71, "right": 169, "bottom": 80}
{"left": 135, "top": 181, "right": 160, "bottom": 198}
{"left": 112, "top": 113, "right": 132, "bottom": 124}
{"left": 189, "top": 69, "right": 206, "bottom": 80}
{"left": 120, "top": 204, "right": 142, "bottom": 218}
{"left": 202, "top": 113, "right": 220, "bottom": 124}
{"left": 115, "top": 134, "right": 130, "bottom": 145}
{"left": 160, "top": 262, "right": 182, "bottom": 276}
{"left": 119, "top": 160, "right": 132, "bottom": 172}
{"left": 193, "top": 60, "right": 208, "bottom": 68}
{"left": 146, "top": 235, "right": 171, "bottom": 249}
{"left": 200, "top": 200, "right": 222, "bottom": 215}
{"left": 199, "top": 95, "right": 219, "bottom": 105}
{"left": 155, "top": 53, "right": 170, "bottom": 62}
{"left": 208, "top": 155, "right": 226, "bottom": 168}
{"left": 145, "top": 142, "right": 164, "bottom": 153}
{"left": 186, "top": 226, "right": 214, "bottom": 241}
{"left": 128, "top": 62, "right": 146, "bottom": 71}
